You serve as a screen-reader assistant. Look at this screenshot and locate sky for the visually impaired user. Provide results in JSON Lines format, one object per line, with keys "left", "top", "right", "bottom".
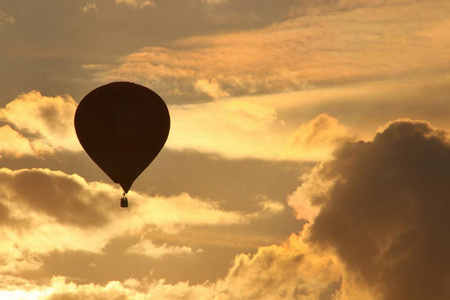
{"left": 0, "top": 0, "right": 449, "bottom": 299}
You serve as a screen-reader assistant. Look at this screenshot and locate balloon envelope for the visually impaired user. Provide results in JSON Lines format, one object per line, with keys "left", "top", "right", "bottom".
{"left": 74, "top": 82, "right": 170, "bottom": 193}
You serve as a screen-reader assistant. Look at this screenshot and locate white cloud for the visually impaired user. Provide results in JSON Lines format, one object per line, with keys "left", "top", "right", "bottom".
{"left": 201, "top": 0, "right": 227, "bottom": 4}
{"left": 282, "top": 114, "right": 354, "bottom": 161}
{"left": 0, "top": 244, "right": 43, "bottom": 276}
{"left": 115, "top": 0, "right": 155, "bottom": 9}
{"left": 287, "top": 163, "right": 334, "bottom": 222}
{"left": 0, "top": 91, "right": 80, "bottom": 154}
{"left": 0, "top": 10, "right": 14, "bottom": 27}
{"left": 0, "top": 125, "right": 35, "bottom": 157}
{"left": 127, "top": 239, "right": 203, "bottom": 258}
{"left": 194, "top": 79, "right": 230, "bottom": 100}
{"left": 256, "top": 199, "right": 285, "bottom": 215}
{"left": 82, "top": 2, "right": 98, "bottom": 13}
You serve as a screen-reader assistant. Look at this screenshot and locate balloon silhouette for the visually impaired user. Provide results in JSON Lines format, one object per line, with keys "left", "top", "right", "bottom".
{"left": 74, "top": 82, "right": 170, "bottom": 197}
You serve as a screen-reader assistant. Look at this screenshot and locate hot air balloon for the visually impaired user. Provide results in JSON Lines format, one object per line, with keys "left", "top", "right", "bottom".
{"left": 74, "top": 82, "right": 170, "bottom": 207}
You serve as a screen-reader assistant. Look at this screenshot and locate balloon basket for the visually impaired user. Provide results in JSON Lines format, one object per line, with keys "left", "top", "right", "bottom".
{"left": 120, "top": 193, "right": 128, "bottom": 208}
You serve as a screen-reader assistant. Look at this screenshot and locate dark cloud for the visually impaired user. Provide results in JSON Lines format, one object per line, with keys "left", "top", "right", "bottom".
{"left": 0, "top": 168, "right": 110, "bottom": 227}
{"left": 307, "top": 120, "right": 450, "bottom": 300}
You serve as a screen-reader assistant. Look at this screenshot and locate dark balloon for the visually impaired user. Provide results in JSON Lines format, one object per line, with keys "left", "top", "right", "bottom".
{"left": 74, "top": 82, "right": 170, "bottom": 193}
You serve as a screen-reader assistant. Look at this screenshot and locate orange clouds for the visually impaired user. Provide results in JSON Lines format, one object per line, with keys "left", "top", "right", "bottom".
{"left": 0, "top": 276, "right": 216, "bottom": 300}
{"left": 0, "top": 125, "right": 35, "bottom": 157}
{"left": 0, "top": 91, "right": 80, "bottom": 156}
{"left": 91, "top": 0, "right": 450, "bottom": 101}
{"left": 0, "top": 167, "right": 284, "bottom": 279}
{"left": 194, "top": 79, "right": 230, "bottom": 100}
{"left": 0, "top": 89, "right": 369, "bottom": 178}
{"left": 282, "top": 114, "right": 354, "bottom": 161}
{"left": 1, "top": 0, "right": 448, "bottom": 299}
{"left": 0, "top": 233, "right": 344, "bottom": 299}
{"left": 0, "top": 90, "right": 352, "bottom": 161}
{"left": 127, "top": 239, "right": 204, "bottom": 258}
{"left": 168, "top": 100, "right": 283, "bottom": 159}
{"left": 214, "top": 233, "right": 342, "bottom": 299}
{"left": 169, "top": 102, "right": 353, "bottom": 160}
{"left": 4, "top": 119, "right": 448, "bottom": 299}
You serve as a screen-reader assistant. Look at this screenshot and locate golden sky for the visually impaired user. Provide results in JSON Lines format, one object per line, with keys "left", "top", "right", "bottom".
{"left": 0, "top": 0, "right": 449, "bottom": 299}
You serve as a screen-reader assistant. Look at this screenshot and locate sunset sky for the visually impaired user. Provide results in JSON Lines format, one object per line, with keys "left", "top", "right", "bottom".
{"left": 0, "top": 0, "right": 449, "bottom": 299}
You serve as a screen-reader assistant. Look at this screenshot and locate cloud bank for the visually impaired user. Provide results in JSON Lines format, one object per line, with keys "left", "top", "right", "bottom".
{"left": 2, "top": 118, "right": 449, "bottom": 299}
{"left": 0, "top": 91, "right": 352, "bottom": 161}
{"left": 90, "top": 0, "right": 450, "bottom": 102}
{"left": 0, "top": 167, "right": 275, "bottom": 279}
{"left": 0, "top": 234, "right": 342, "bottom": 300}
{"left": 290, "top": 119, "right": 450, "bottom": 300}
{"left": 169, "top": 104, "right": 353, "bottom": 161}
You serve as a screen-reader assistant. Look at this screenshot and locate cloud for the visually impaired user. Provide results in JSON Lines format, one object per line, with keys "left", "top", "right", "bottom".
{"left": 0, "top": 125, "right": 35, "bottom": 157}
{"left": 91, "top": 0, "right": 450, "bottom": 102}
{"left": 0, "top": 10, "right": 14, "bottom": 27}
{"left": 0, "top": 233, "right": 343, "bottom": 300}
{"left": 194, "top": 79, "right": 230, "bottom": 100}
{"left": 115, "top": 0, "right": 155, "bottom": 9}
{"left": 5, "top": 118, "right": 444, "bottom": 300}
{"left": 0, "top": 244, "right": 43, "bottom": 276}
{"left": 0, "top": 91, "right": 80, "bottom": 154}
{"left": 0, "top": 167, "right": 252, "bottom": 233}
{"left": 167, "top": 100, "right": 285, "bottom": 159}
{"left": 201, "top": 0, "right": 227, "bottom": 4}
{"left": 127, "top": 239, "right": 204, "bottom": 258}
{"left": 0, "top": 168, "right": 114, "bottom": 274}
{"left": 287, "top": 164, "right": 333, "bottom": 223}
{"left": 133, "top": 192, "right": 249, "bottom": 233}
{"left": 282, "top": 114, "right": 354, "bottom": 161}
{"left": 255, "top": 196, "right": 285, "bottom": 215}
{"left": 1, "top": 168, "right": 109, "bottom": 227}
{"left": 0, "top": 89, "right": 352, "bottom": 162}
{"left": 169, "top": 101, "right": 353, "bottom": 161}
{"left": 0, "top": 276, "right": 215, "bottom": 300}
{"left": 82, "top": 2, "right": 98, "bottom": 13}
{"left": 215, "top": 233, "right": 343, "bottom": 299}
{"left": 0, "top": 167, "right": 283, "bottom": 278}
{"left": 290, "top": 119, "right": 450, "bottom": 300}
